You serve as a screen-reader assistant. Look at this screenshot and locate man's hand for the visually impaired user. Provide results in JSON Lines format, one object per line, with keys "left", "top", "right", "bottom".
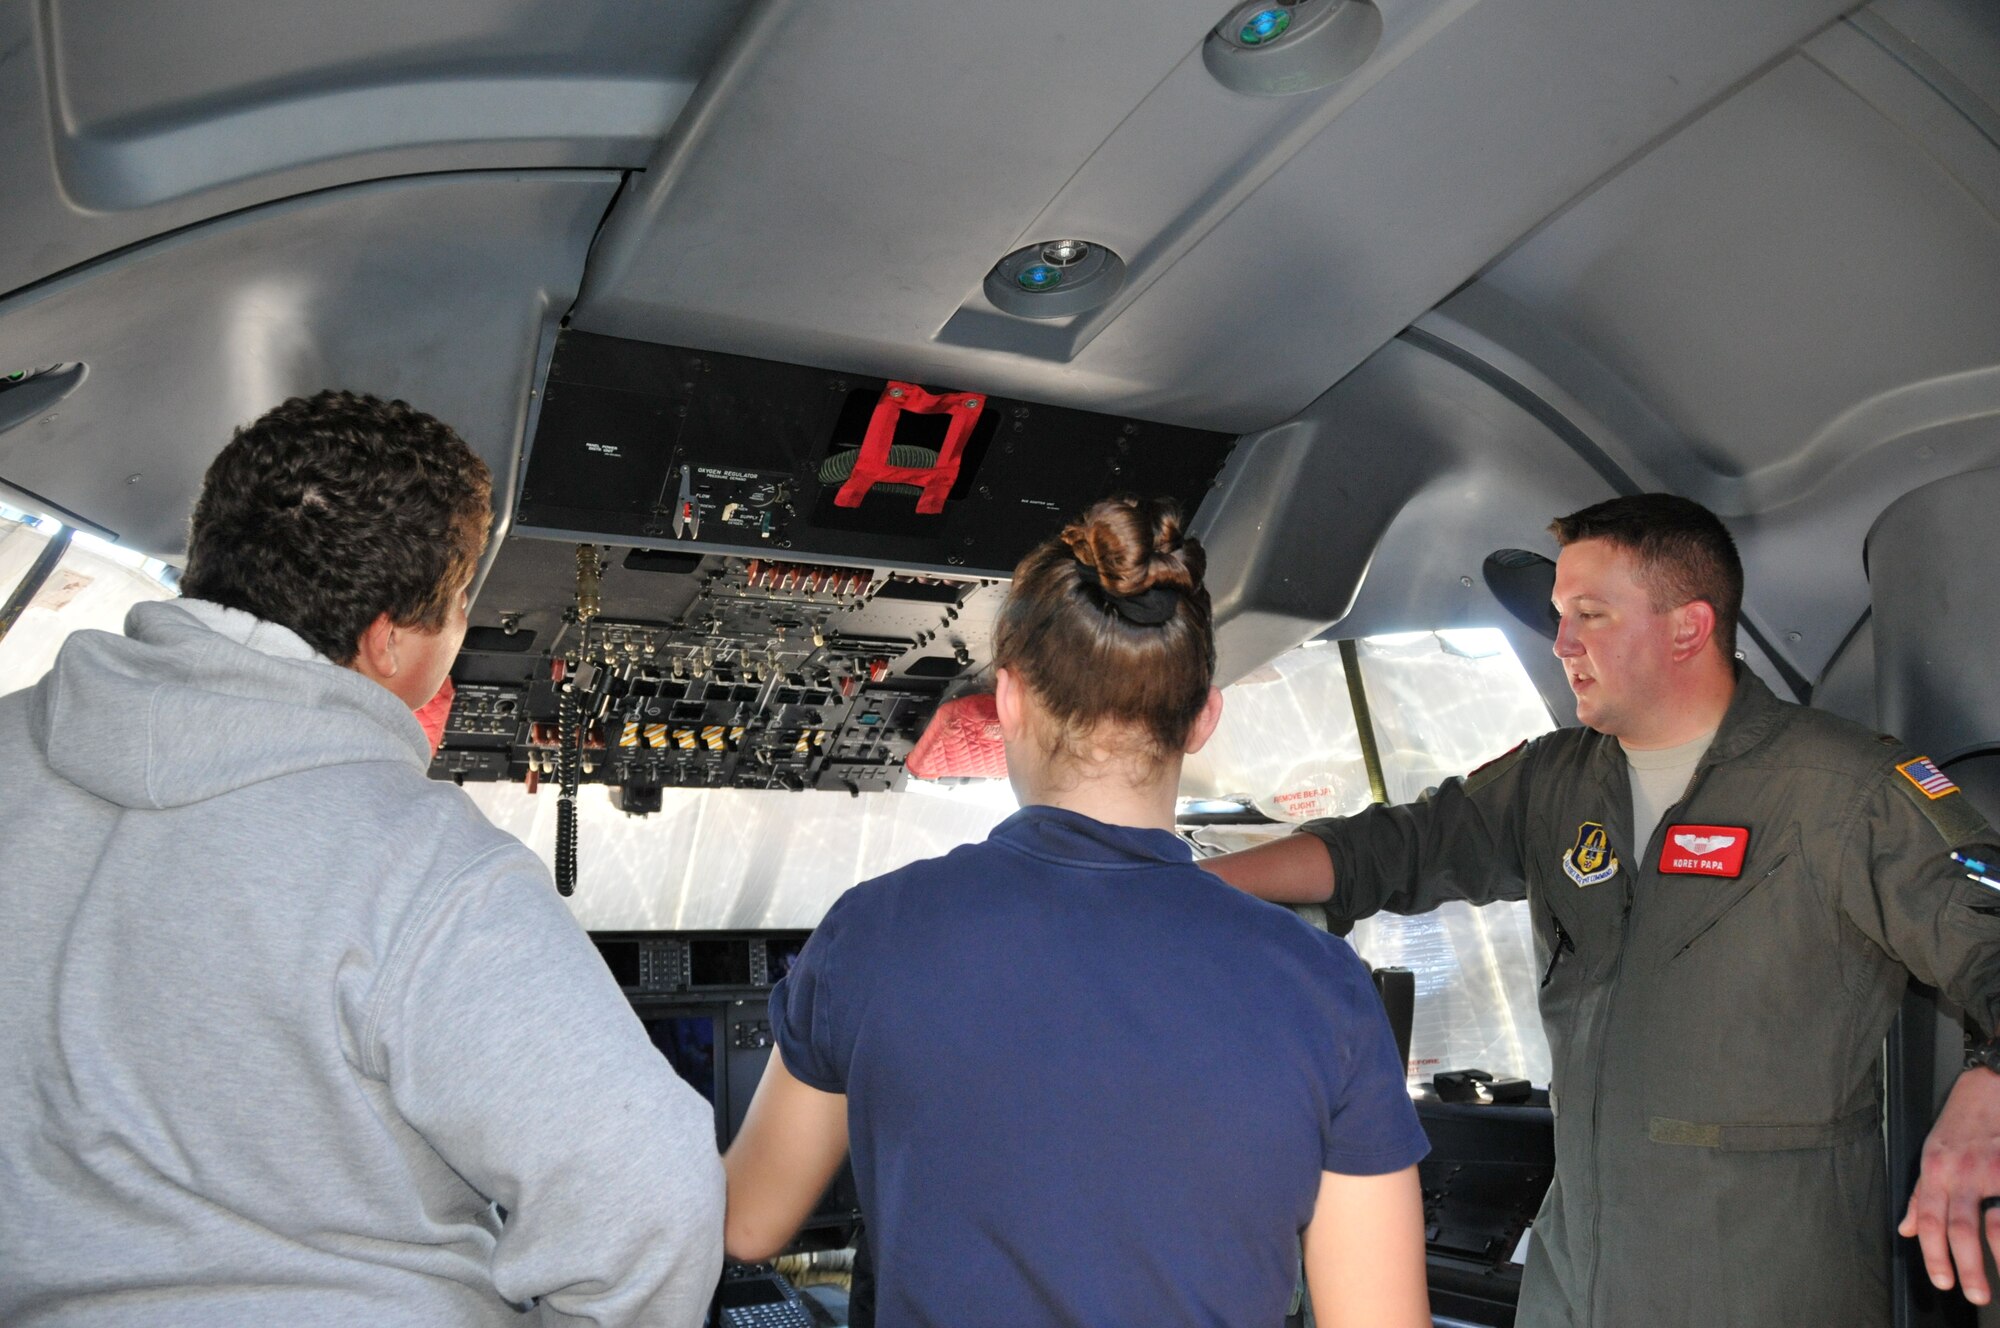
{"left": 1900, "top": 1068, "right": 2000, "bottom": 1305}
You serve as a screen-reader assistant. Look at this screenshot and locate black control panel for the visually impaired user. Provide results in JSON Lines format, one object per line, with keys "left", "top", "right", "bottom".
{"left": 592, "top": 932, "right": 806, "bottom": 997}
{"left": 713, "top": 1268, "right": 816, "bottom": 1328}
{"left": 433, "top": 551, "right": 1008, "bottom": 801}
{"left": 516, "top": 331, "right": 1235, "bottom": 578}
{"left": 594, "top": 930, "right": 861, "bottom": 1246}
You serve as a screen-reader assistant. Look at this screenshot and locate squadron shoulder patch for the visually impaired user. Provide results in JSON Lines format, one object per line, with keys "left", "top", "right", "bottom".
{"left": 1563, "top": 821, "right": 1619, "bottom": 887}
{"left": 1897, "top": 757, "right": 1959, "bottom": 801}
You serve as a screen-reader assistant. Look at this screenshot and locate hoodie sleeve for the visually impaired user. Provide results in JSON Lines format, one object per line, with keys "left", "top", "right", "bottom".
{"left": 363, "top": 844, "right": 723, "bottom": 1326}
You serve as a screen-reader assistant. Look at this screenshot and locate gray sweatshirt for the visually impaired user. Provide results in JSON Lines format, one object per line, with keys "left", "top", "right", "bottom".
{"left": 0, "top": 599, "right": 722, "bottom": 1326}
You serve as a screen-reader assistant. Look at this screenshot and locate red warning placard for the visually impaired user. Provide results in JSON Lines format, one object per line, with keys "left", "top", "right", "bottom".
{"left": 1658, "top": 824, "right": 1751, "bottom": 878}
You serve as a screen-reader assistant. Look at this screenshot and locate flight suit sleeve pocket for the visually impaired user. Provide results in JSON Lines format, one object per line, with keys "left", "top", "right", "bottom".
{"left": 1942, "top": 845, "right": 2000, "bottom": 904}
{"left": 1940, "top": 868, "right": 2000, "bottom": 1037}
{"left": 1944, "top": 871, "right": 2000, "bottom": 931}
{"left": 1849, "top": 759, "right": 2000, "bottom": 1030}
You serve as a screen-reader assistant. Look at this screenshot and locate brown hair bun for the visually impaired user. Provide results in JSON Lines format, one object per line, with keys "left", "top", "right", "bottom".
{"left": 1060, "top": 496, "right": 1203, "bottom": 600}
{"left": 995, "top": 495, "right": 1216, "bottom": 760}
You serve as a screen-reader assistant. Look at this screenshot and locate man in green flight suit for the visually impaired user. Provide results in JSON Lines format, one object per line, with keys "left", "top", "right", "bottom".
{"left": 1203, "top": 493, "right": 2000, "bottom": 1327}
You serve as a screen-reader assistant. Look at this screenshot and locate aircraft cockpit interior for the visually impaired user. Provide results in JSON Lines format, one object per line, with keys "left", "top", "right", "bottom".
{"left": 5, "top": 0, "right": 2000, "bottom": 1323}
{"left": 444, "top": 331, "right": 1233, "bottom": 850}
{"left": 593, "top": 931, "right": 865, "bottom": 1306}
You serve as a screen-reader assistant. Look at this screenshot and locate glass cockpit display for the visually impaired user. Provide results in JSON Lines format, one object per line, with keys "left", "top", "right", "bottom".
{"left": 644, "top": 1014, "right": 717, "bottom": 1106}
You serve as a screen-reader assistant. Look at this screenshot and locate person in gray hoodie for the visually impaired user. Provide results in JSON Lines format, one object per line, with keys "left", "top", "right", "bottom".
{"left": 0, "top": 391, "right": 724, "bottom": 1326}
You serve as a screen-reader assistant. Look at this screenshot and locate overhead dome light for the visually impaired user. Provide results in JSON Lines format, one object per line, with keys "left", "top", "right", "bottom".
{"left": 1040, "top": 239, "right": 1091, "bottom": 267}
{"left": 984, "top": 239, "right": 1125, "bottom": 320}
{"left": 1204, "top": 0, "right": 1382, "bottom": 97}
{"left": 1016, "top": 263, "right": 1065, "bottom": 291}
{"left": 1238, "top": 7, "right": 1291, "bottom": 44}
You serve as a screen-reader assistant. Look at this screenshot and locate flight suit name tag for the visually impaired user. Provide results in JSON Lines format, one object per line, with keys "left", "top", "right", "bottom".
{"left": 1563, "top": 821, "right": 1619, "bottom": 887}
{"left": 1659, "top": 824, "right": 1751, "bottom": 878}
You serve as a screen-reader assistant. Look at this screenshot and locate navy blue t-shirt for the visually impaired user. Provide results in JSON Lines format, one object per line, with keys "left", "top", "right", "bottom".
{"left": 769, "top": 805, "right": 1428, "bottom": 1328}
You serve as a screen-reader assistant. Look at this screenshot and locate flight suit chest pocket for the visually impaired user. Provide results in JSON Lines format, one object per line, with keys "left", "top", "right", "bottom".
{"left": 1657, "top": 824, "right": 1806, "bottom": 965}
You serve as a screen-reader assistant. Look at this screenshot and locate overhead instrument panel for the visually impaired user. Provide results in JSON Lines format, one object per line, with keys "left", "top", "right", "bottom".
{"left": 514, "top": 331, "right": 1236, "bottom": 576}
{"left": 437, "top": 545, "right": 1007, "bottom": 806}
{"left": 436, "top": 334, "right": 1235, "bottom": 894}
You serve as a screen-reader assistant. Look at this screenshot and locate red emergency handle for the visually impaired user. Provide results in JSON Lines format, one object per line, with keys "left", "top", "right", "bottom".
{"left": 833, "top": 381, "right": 986, "bottom": 515}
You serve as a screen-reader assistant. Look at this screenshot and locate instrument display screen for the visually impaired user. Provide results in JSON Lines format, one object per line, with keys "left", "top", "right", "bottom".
{"left": 688, "top": 938, "right": 751, "bottom": 988}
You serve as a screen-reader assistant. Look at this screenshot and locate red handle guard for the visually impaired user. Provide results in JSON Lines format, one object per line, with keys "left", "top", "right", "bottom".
{"left": 833, "top": 380, "right": 986, "bottom": 515}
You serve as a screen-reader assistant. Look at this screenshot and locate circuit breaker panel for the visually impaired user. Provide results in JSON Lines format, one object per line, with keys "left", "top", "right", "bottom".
{"left": 437, "top": 548, "right": 1006, "bottom": 803}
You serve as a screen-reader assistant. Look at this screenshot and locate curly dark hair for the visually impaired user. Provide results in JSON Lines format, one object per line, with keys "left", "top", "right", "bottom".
{"left": 179, "top": 391, "right": 493, "bottom": 664}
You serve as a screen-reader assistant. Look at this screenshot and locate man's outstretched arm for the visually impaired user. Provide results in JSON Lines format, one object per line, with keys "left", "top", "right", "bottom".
{"left": 1198, "top": 832, "right": 1337, "bottom": 904}
{"left": 1200, "top": 736, "right": 1541, "bottom": 918}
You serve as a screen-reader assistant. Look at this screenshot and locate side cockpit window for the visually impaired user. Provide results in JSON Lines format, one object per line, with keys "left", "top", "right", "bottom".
{"left": 0, "top": 503, "right": 176, "bottom": 691}
{"left": 1184, "top": 629, "right": 1556, "bottom": 1088}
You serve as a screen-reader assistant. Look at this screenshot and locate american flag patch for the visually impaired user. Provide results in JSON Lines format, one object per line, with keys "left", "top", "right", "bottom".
{"left": 1897, "top": 756, "right": 1959, "bottom": 800}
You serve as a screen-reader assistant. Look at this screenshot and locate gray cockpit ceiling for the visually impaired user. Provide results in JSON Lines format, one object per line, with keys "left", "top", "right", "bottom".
{"left": 1, "top": 0, "right": 1997, "bottom": 704}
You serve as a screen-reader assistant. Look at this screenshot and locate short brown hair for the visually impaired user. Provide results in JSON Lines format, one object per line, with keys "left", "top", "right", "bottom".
{"left": 180, "top": 391, "right": 492, "bottom": 664}
{"left": 993, "top": 495, "right": 1215, "bottom": 762}
{"left": 1549, "top": 493, "right": 1742, "bottom": 657}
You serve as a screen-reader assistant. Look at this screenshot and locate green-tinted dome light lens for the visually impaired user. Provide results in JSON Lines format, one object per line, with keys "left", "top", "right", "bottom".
{"left": 1016, "top": 264, "right": 1065, "bottom": 291}
{"left": 1240, "top": 8, "right": 1290, "bottom": 43}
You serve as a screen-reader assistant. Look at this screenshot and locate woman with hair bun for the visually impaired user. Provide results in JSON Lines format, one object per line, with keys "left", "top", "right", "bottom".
{"left": 725, "top": 496, "right": 1431, "bottom": 1328}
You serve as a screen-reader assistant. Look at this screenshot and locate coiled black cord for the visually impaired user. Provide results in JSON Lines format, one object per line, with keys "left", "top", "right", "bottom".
{"left": 555, "top": 681, "right": 581, "bottom": 896}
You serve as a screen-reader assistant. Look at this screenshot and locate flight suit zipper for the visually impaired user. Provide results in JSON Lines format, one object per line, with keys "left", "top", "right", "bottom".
{"left": 1586, "top": 765, "right": 1712, "bottom": 1322}
{"left": 1586, "top": 867, "right": 1635, "bottom": 1323}
{"left": 1541, "top": 916, "right": 1574, "bottom": 988}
